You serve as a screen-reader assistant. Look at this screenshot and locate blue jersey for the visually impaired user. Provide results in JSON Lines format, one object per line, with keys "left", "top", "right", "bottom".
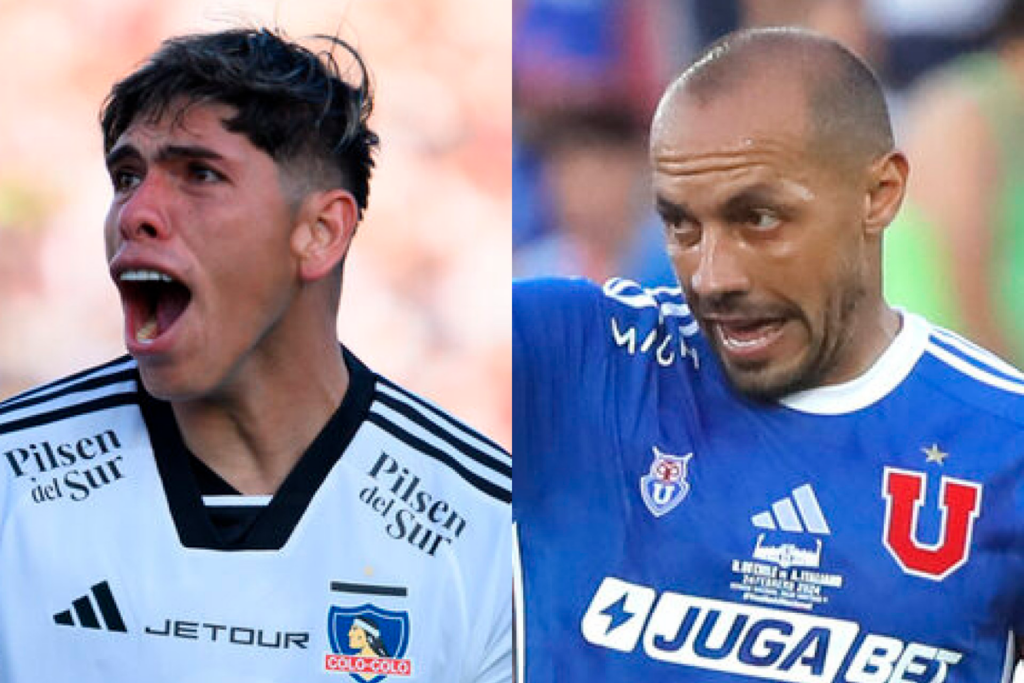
{"left": 513, "top": 277, "right": 1024, "bottom": 683}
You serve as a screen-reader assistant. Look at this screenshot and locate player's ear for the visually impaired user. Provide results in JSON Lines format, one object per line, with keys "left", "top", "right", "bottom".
{"left": 291, "top": 189, "right": 360, "bottom": 282}
{"left": 863, "top": 150, "right": 909, "bottom": 237}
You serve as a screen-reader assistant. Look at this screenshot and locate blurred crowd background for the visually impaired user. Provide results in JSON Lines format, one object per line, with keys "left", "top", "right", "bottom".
{"left": 0, "top": 0, "right": 511, "bottom": 446}
{"left": 515, "top": 0, "right": 1024, "bottom": 368}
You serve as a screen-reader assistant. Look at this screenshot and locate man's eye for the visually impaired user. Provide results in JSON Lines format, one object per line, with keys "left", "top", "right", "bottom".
{"left": 749, "top": 210, "right": 781, "bottom": 230}
{"left": 664, "top": 219, "right": 701, "bottom": 247}
{"left": 188, "top": 164, "right": 224, "bottom": 183}
{"left": 111, "top": 170, "right": 141, "bottom": 193}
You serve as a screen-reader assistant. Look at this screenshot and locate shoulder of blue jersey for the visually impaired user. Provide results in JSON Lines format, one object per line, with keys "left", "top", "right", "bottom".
{"left": 598, "top": 278, "right": 703, "bottom": 368}
{"left": 0, "top": 357, "right": 140, "bottom": 436}
{"left": 600, "top": 278, "right": 697, "bottom": 332}
{"left": 513, "top": 277, "right": 604, "bottom": 324}
{"left": 367, "top": 375, "right": 511, "bottom": 506}
{"left": 921, "top": 323, "right": 1024, "bottom": 427}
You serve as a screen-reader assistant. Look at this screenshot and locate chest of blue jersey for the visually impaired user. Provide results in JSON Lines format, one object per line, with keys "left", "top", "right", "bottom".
{"left": 513, "top": 279, "right": 1024, "bottom": 683}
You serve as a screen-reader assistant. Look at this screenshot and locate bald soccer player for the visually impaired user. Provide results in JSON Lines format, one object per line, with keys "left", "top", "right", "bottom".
{"left": 514, "top": 27, "right": 1024, "bottom": 682}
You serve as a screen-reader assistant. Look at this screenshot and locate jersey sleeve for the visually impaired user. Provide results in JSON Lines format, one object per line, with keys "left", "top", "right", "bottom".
{"left": 512, "top": 278, "right": 606, "bottom": 518}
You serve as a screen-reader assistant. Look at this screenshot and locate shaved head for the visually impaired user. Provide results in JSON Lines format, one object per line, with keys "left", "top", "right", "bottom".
{"left": 654, "top": 27, "right": 894, "bottom": 171}
{"left": 648, "top": 27, "right": 909, "bottom": 398}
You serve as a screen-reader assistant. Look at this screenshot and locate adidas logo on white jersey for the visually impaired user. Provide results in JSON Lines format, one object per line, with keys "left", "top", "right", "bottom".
{"left": 751, "top": 483, "right": 831, "bottom": 535}
{"left": 53, "top": 581, "right": 127, "bottom": 633}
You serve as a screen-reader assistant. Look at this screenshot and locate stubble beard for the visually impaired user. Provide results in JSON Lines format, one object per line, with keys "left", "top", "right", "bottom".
{"left": 714, "top": 278, "right": 867, "bottom": 402}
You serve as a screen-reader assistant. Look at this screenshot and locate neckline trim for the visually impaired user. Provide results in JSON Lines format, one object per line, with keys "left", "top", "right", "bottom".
{"left": 138, "top": 346, "right": 377, "bottom": 551}
{"left": 778, "top": 311, "right": 927, "bottom": 415}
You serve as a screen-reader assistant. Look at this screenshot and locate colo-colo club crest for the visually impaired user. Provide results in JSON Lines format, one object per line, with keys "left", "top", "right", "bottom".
{"left": 324, "top": 604, "right": 413, "bottom": 682}
{"left": 640, "top": 446, "right": 693, "bottom": 517}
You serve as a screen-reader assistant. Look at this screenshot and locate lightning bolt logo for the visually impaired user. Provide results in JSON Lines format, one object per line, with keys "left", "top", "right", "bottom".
{"left": 600, "top": 595, "right": 634, "bottom": 633}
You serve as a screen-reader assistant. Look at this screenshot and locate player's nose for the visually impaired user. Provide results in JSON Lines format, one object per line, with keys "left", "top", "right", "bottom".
{"left": 689, "top": 229, "right": 750, "bottom": 298}
{"left": 114, "top": 172, "right": 174, "bottom": 243}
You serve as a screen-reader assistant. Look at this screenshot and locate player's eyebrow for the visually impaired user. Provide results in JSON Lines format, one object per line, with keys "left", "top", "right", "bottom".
{"left": 104, "top": 143, "right": 227, "bottom": 170}
{"left": 655, "top": 195, "right": 693, "bottom": 225}
{"left": 155, "top": 144, "right": 227, "bottom": 164}
{"left": 724, "top": 183, "right": 778, "bottom": 209}
{"left": 104, "top": 144, "right": 141, "bottom": 171}
{"left": 721, "top": 185, "right": 780, "bottom": 214}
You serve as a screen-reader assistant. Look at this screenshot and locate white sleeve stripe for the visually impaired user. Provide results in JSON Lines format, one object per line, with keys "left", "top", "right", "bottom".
{"left": 375, "top": 382, "right": 511, "bottom": 469}
{"left": 927, "top": 343, "right": 1024, "bottom": 396}
{"left": 680, "top": 320, "right": 701, "bottom": 336}
{"left": 930, "top": 328, "right": 1024, "bottom": 382}
{"left": 1000, "top": 630, "right": 1014, "bottom": 683}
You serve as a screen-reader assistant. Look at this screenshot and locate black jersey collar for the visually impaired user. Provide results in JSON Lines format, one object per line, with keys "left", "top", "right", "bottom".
{"left": 137, "top": 347, "right": 377, "bottom": 551}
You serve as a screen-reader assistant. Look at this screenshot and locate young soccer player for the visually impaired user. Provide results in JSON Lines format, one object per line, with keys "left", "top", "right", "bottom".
{"left": 0, "top": 28, "right": 511, "bottom": 682}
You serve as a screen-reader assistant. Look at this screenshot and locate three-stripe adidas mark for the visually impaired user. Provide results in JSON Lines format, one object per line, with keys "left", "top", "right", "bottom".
{"left": 53, "top": 581, "right": 127, "bottom": 632}
{"left": 751, "top": 484, "right": 831, "bottom": 535}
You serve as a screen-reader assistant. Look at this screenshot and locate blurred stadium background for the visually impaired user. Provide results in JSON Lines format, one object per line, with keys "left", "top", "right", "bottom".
{"left": 0, "top": 0, "right": 511, "bottom": 446}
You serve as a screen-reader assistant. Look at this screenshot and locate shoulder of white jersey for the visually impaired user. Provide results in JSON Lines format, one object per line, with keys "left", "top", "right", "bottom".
{"left": 0, "top": 356, "right": 140, "bottom": 436}
{"left": 919, "top": 320, "right": 1024, "bottom": 427}
{"left": 365, "top": 375, "right": 511, "bottom": 506}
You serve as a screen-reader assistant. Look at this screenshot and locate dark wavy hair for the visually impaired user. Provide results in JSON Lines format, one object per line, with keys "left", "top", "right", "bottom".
{"left": 100, "top": 28, "right": 379, "bottom": 217}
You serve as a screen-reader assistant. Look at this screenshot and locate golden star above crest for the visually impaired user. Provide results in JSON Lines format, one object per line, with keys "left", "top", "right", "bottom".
{"left": 923, "top": 443, "right": 949, "bottom": 465}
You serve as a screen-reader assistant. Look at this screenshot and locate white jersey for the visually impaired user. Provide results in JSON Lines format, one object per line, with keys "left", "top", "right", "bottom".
{"left": 0, "top": 351, "right": 512, "bottom": 683}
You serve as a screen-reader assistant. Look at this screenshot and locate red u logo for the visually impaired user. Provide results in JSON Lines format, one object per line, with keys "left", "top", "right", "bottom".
{"left": 882, "top": 467, "right": 983, "bottom": 581}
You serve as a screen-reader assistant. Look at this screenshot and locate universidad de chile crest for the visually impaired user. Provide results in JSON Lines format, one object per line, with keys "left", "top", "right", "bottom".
{"left": 640, "top": 446, "right": 693, "bottom": 517}
{"left": 324, "top": 604, "right": 413, "bottom": 681}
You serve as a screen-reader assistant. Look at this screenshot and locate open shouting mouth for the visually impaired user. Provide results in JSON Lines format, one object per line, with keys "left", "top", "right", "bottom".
{"left": 116, "top": 268, "right": 192, "bottom": 348}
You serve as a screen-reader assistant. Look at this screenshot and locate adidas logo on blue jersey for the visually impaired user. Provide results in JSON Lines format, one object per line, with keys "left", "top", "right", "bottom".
{"left": 729, "top": 485, "right": 844, "bottom": 611}
{"left": 751, "top": 483, "right": 831, "bottom": 535}
{"left": 750, "top": 484, "right": 830, "bottom": 570}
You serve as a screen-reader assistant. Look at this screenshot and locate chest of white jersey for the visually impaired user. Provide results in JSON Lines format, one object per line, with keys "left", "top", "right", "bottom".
{"left": 0, "top": 355, "right": 512, "bottom": 683}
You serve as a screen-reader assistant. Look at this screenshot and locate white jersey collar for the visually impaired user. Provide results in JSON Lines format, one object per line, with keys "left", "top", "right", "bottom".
{"left": 777, "top": 310, "right": 927, "bottom": 415}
